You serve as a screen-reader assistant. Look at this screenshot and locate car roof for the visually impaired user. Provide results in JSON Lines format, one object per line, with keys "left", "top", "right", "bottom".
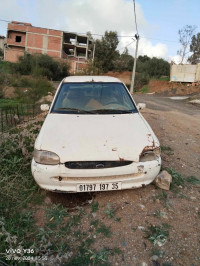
{"left": 63, "top": 76, "right": 122, "bottom": 83}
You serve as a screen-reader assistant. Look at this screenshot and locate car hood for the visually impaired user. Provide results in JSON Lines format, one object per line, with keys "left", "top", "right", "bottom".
{"left": 35, "top": 113, "right": 159, "bottom": 163}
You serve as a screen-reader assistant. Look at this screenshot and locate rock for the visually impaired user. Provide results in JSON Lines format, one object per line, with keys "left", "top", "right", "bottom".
{"left": 139, "top": 204, "right": 145, "bottom": 209}
{"left": 92, "top": 213, "right": 97, "bottom": 218}
{"left": 189, "top": 99, "right": 200, "bottom": 105}
{"left": 150, "top": 255, "right": 159, "bottom": 261}
{"left": 153, "top": 170, "right": 172, "bottom": 190}
{"left": 155, "top": 199, "right": 160, "bottom": 204}
{"left": 138, "top": 226, "right": 145, "bottom": 231}
{"left": 132, "top": 256, "right": 136, "bottom": 261}
{"left": 122, "top": 241, "right": 127, "bottom": 247}
{"left": 160, "top": 211, "right": 168, "bottom": 220}
{"left": 140, "top": 262, "right": 148, "bottom": 266}
{"left": 190, "top": 196, "right": 196, "bottom": 200}
{"left": 37, "top": 94, "right": 54, "bottom": 104}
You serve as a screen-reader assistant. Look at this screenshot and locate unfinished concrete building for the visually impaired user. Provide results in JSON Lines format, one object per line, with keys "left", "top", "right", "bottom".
{"left": 5, "top": 21, "right": 93, "bottom": 72}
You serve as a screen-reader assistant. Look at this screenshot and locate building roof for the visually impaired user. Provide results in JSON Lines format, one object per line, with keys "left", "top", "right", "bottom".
{"left": 63, "top": 76, "right": 122, "bottom": 83}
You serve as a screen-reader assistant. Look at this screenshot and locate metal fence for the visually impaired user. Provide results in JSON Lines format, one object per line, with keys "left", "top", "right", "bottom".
{"left": 0, "top": 104, "right": 41, "bottom": 132}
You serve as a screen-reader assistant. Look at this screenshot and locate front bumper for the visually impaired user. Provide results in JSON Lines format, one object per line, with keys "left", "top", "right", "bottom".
{"left": 31, "top": 158, "right": 161, "bottom": 192}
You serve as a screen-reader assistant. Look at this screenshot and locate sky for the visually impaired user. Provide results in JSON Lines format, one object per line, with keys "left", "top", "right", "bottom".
{"left": 0, "top": 0, "right": 199, "bottom": 63}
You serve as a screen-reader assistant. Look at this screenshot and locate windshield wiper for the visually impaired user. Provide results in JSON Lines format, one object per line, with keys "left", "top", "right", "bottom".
{"left": 55, "top": 107, "right": 95, "bottom": 114}
{"left": 92, "top": 109, "right": 134, "bottom": 114}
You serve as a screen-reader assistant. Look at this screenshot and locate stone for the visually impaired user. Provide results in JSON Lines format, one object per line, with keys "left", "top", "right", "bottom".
{"left": 150, "top": 255, "right": 159, "bottom": 261}
{"left": 190, "top": 196, "right": 196, "bottom": 200}
{"left": 132, "top": 256, "right": 136, "bottom": 261}
{"left": 138, "top": 226, "right": 145, "bottom": 231}
{"left": 139, "top": 204, "right": 145, "bottom": 209}
{"left": 153, "top": 170, "right": 172, "bottom": 190}
{"left": 122, "top": 241, "right": 127, "bottom": 247}
{"left": 189, "top": 99, "right": 200, "bottom": 105}
{"left": 140, "top": 262, "right": 148, "bottom": 266}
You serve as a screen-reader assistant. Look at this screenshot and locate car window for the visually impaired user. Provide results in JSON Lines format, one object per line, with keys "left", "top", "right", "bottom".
{"left": 51, "top": 82, "right": 137, "bottom": 114}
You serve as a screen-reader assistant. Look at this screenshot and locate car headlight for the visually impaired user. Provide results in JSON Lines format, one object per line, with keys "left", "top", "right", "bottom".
{"left": 33, "top": 149, "right": 60, "bottom": 165}
{"left": 139, "top": 147, "right": 161, "bottom": 162}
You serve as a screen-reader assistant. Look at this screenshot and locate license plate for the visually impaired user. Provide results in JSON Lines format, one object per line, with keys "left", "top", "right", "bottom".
{"left": 77, "top": 182, "right": 121, "bottom": 192}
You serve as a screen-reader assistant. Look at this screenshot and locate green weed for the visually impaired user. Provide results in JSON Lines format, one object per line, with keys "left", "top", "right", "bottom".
{"left": 144, "top": 223, "right": 170, "bottom": 246}
{"left": 140, "top": 86, "right": 149, "bottom": 93}
{"left": 104, "top": 203, "right": 120, "bottom": 222}
{"left": 91, "top": 202, "right": 99, "bottom": 213}
{"left": 167, "top": 168, "right": 185, "bottom": 190}
{"left": 161, "top": 146, "right": 173, "bottom": 151}
{"left": 185, "top": 176, "right": 200, "bottom": 185}
{"left": 153, "top": 191, "right": 168, "bottom": 208}
{"left": 90, "top": 219, "right": 99, "bottom": 228}
{"left": 96, "top": 224, "right": 112, "bottom": 238}
{"left": 153, "top": 210, "right": 166, "bottom": 219}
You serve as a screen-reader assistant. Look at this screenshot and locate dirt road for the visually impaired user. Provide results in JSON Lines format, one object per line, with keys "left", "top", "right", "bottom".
{"left": 134, "top": 94, "right": 200, "bottom": 177}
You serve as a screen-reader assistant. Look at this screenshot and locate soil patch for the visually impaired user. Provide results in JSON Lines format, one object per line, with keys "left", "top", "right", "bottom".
{"left": 105, "top": 71, "right": 132, "bottom": 84}
{"left": 148, "top": 80, "right": 200, "bottom": 96}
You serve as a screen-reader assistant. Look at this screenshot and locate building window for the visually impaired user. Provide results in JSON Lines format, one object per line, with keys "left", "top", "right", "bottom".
{"left": 15, "top": 36, "right": 22, "bottom": 42}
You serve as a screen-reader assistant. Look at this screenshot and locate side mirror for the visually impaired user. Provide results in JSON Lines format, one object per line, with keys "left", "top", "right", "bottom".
{"left": 40, "top": 104, "right": 49, "bottom": 111}
{"left": 137, "top": 103, "right": 146, "bottom": 110}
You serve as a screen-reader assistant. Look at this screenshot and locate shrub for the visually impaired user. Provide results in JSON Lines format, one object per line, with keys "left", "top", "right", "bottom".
{"left": 136, "top": 57, "right": 170, "bottom": 78}
{"left": 76, "top": 60, "right": 103, "bottom": 75}
{"left": 0, "top": 61, "right": 13, "bottom": 74}
{"left": 12, "top": 53, "right": 70, "bottom": 80}
{"left": 14, "top": 76, "right": 54, "bottom": 104}
{"left": 134, "top": 73, "right": 150, "bottom": 90}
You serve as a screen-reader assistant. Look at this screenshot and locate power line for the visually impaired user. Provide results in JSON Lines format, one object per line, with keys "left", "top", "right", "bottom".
{"left": 118, "top": 40, "right": 135, "bottom": 51}
{"left": 0, "top": 19, "right": 11, "bottom": 23}
{"left": 79, "top": 32, "right": 179, "bottom": 43}
{"left": 140, "top": 36, "right": 178, "bottom": 43}
{"left": 0, "top": 18, "right": 179, "bottom": 44}
{"left": 133, "top": 0, "right": 138, "bottom": 35}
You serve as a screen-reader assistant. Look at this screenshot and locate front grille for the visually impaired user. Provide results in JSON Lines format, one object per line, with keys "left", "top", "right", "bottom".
{"left": 65, "top": 161, "right": 132, "bottom": 169}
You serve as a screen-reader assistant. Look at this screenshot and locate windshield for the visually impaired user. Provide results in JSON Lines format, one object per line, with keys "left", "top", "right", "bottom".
{"left": 51, "top": 82, "right": 137, "bottom": 114}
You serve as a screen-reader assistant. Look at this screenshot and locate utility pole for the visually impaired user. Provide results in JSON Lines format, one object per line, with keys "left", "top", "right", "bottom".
{"left": 92, "top": 43, "right": 96, "bottom": 62}
{"left": 130, "top": 34, "right": 139, "bottom": 94}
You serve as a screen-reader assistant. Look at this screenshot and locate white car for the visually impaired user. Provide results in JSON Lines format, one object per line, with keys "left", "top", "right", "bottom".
{"left": 31, "top": 76, "right": 161, "bottom": 193}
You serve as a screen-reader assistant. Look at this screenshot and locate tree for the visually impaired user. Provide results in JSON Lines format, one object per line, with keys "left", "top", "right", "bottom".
{"left": 137, "top": 55, "right": 150, "bottom": 63}
{"left": 177, "top": 25, "right": 196, "bottom": 63}
{"left": 94, "top": 31, "right": 119, "bottom": 72}
{"left": 136, "top": 57, "right": 170, "bottom": 78}
{"left": 188, "top": 33, "right": 200, "bottom": 64}
{"left": 113, "top": 47, "right": 134, "bottom": 72}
